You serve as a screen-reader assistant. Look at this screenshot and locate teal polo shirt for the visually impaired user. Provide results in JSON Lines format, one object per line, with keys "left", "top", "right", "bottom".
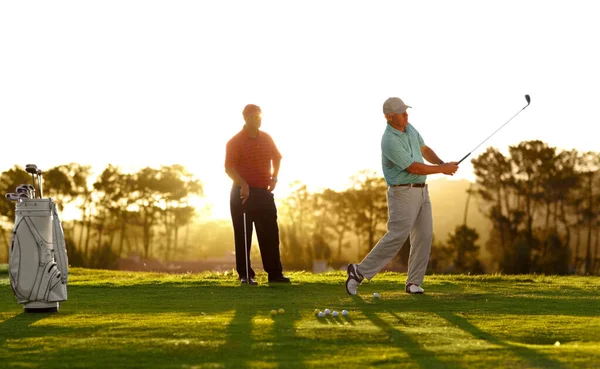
{"left": 381, "top": 123, "right": 427, "bottom": 185}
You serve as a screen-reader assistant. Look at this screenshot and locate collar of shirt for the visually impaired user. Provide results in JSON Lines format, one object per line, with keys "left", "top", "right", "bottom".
{"left": 385, "top": 123, "right": 413, "bottom": 137}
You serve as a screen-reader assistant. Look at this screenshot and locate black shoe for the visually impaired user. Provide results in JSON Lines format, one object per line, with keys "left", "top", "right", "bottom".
{"left": 345, "top": 263, "right": 363, "bottom": 296}
{"left": 405, "top": 283, "right": 424, "bottom": 294}
{"left": 241, "top": 277, "right": 258, "bottom": 285}
{"left": 268, "top": 275, "right": 291, "bottom": 283}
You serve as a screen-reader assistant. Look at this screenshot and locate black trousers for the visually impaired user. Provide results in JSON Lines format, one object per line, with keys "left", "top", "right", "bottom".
{"left": 230, "top": 185, "right": 284, "bottom": 280}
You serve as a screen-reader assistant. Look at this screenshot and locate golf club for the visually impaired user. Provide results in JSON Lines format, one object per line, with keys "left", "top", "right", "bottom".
{"left": 37, "top": 169, "right": 44, "bottom": 198}
{"left": 243, "top": 211, "right": 250, "bottom": 284}
{"left": 457, "top": 94, "right": 531, "bottom": 164}
{"left": 25, "top": 164, "right": 38, "bottom": 197}
{"left": 15, "top": 185, "right": 30, "bottom": 199}
{"left": 19, "top": 184, "right": 35, "bottom": 198}
{"left": 5, "top": 193, "right": 26, "bottom": 201}
{"left": 15, "top": 186, "right": 29, "bottom": 194}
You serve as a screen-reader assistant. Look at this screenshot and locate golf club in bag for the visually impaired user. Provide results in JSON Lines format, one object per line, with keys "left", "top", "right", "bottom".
{"left": 457, "top": 95, "right": 531, "bottom": 164}
{"left": 6, "top": 164, "right": 69, "bottom": 313}
{"left": 6, "top": 193, "right": 29, "bottom": 201}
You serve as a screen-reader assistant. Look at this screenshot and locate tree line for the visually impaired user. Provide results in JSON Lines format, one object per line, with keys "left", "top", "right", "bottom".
{"left": 1, "top": 140, "right": 598, "bottom": 275}
{"left": 471, "top": 141, "right": 599, "bottom": 274}
{"left": 1, "top": 164, "right": 202, "bottom": 268}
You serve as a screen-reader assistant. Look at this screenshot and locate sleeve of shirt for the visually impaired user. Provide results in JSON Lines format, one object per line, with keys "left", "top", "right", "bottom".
{"left": 417, "top": 130, "right": 425, "bottom": 147}
{"left": 382, "top": 135, "right": 413, "bottom": 171}
{"left": 224, "top": 138, "right": 240, "bottom": 169}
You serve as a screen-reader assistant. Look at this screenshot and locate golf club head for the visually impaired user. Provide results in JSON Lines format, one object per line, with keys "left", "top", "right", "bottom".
{"left": 18, "top": 184, "right": 35, "bottom": 198}
{"left": 16, "top": 187, "right": 29, "bottom": 194}
{"left": 5, "top": 193, "right": 21, "bottom": 201}
{"left": 20, "top": 184, "right": 35, "bottom": 191}
{"left": 25, "top": 164, "right": 38, "bottom": 174}
{"left": 525, "top": 94, "right": 531, "bottom": 106}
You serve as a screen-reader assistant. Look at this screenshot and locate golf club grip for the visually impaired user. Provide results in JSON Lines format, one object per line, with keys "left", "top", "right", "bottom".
{"left": 457, "top": 153, "right": 471, "bottom": 165}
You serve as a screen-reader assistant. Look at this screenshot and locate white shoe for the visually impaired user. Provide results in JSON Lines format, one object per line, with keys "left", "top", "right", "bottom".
{"left": 405, "top": 283, "right": 424, "bottom": 294}
{"left": 345, "top": 264, "right": 364, "bottom": 295}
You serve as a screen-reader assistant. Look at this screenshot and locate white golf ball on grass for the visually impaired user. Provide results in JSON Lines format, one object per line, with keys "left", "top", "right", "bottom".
{"left": 373, "top": 292, "right": 380, "bottom": 299}
{"left": 324, "top": 309, "right": 331, "bottom": 315}
{"left": 317, "top": 311, "right": 325, "bottom": 318}
{"left": 332, "top": 311, "right": 339, "bottom": 317}
{"left": 342, "top": 310, "right": 349, "bottom": 316}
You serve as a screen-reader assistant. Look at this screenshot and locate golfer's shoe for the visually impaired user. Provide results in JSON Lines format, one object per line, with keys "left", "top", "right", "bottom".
{"left": 345, "top": 264, "right": 364, "bottom": 295}
{"left": 405, "top": 283, "right": 424, "bottom": 294}
{"left": 241, "top": 277, "right": 258, "bottom": 285}
{"left": 268, "top": 275, "right": 291, "bottom": 283}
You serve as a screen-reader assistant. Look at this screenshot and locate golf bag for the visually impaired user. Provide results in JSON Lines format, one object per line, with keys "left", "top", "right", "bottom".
{"left": 8, "top": 198, "right": 69, "bottom": 312}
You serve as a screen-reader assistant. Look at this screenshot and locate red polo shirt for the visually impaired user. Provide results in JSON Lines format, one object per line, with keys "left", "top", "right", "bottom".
{"left": 225, "top": 129, "right": 282, "bottom": 189}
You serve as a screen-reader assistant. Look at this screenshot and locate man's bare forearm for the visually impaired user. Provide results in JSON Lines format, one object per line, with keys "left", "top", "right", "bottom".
{"left": 421, "top": 146, "right": 444, "bottom": 165}
{"left": 272, "top": 159, "right": 281, "bottom": 179}
{"left": 406, "top": 162, "right": 446, "bottom": 175}
{"left": 406, "top": 161, "right": 458, "bottom": 176}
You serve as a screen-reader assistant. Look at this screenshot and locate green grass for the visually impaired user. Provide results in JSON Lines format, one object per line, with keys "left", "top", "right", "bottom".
{"left": 1, "top": 269, "right": 600, "bottom": 369}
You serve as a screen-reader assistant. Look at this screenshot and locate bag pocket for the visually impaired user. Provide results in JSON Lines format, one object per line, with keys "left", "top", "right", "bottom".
{"left": 37, "top": 262, "right": 67, "bottom": 302}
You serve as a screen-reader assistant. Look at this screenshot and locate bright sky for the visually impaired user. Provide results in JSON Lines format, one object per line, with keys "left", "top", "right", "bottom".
{"left": 1, "top": 1, "right": 598, "bottom": 220}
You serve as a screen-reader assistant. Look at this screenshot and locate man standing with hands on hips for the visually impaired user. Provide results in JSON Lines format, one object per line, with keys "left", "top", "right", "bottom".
{"left": 225, "top": 104, "right": 290, "bottom": 285}
{"left": 346, "top": 97, "right": 458, "bottom": 295}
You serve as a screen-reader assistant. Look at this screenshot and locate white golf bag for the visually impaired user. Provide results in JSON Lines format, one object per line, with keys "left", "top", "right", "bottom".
{"left": 8, "top": 198, "right": 69, "bottom": 312}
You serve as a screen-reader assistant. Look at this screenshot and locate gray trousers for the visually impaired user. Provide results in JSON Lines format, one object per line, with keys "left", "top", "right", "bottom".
{"left": 357, "top": 185, "right": 433, "bottom": 286}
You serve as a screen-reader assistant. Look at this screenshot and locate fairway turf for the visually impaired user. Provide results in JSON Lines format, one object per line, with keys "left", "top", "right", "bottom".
{"left": 1, "top": 267, "right": 600, "bottom": 369}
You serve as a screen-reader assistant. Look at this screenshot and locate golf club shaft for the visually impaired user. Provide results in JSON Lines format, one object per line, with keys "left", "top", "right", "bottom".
{"left": 30, "top": 173, "right": 37, "bottom": 195}
{"left": 37, "top": 170, "right": 43, "bottom": 198}
{"left": 26, "top": 164, "right": 38, "bottom": 197}
{"left": 457, "top": 108, "right": 524, "bottom": 164}
{"left": 458, "top": 95, "right": 531, "bottom": 164}
{"left": 243, "top": 211, "right": 249, "bottom": 281}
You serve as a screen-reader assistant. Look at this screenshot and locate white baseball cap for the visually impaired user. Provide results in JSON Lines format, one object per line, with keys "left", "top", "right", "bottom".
{"left": 383, "top": 97, "right": 411, "bottom": 115}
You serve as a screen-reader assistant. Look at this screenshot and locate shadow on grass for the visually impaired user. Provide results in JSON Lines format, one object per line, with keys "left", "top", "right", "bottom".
{"left": 353, "top": 295, "right": 462, "bottom": 369}
{"left": 0, "top": 311, "right": 122, "bottom": 348}
{"left": 219, "top": 283, "right": 309, "bottom": 369}
{"left": 0, "top": 313, "right": 51, "bottom": 345}
{"left": 419, "top": 292, "right": 567, "bottom": 369}
{"left": 271, "top": 304, "right": 307, "bottom": 369}
{"left": 222, "top": 306, "right": 255, "bottom": 369}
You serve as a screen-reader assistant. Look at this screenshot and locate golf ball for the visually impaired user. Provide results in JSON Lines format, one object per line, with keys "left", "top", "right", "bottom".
{"left": 278, "top": 308, "right": 285, "bottom": 314}
{"left": 324, "top": 309, "right": 331, "bottom": 315}
{"left": 271, "top": 309, "right": 277, "bottom": 316}
{"left": 318, "top": 311, "right": 325, "bottom": 318}
{"left": 342, "top": 310, "right": 349, "bottom": 316}
{"left": 332, "top": 311, "right": 339, "bottom": 317}
{"left": 373, "top": 292, "right": 380, "bottom": 299}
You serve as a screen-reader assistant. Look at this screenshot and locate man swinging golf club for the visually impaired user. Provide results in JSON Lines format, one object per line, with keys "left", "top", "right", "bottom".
{"left": 225, "top": 104, "right": 290, "bottom": 285}
{"left": 345, "top": 97, "right": 459, "bottom": 295}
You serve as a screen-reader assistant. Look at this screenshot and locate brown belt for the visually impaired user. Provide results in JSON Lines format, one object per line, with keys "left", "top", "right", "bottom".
{"left": 390, "top": 183, "right": 426, "bottom": 188}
